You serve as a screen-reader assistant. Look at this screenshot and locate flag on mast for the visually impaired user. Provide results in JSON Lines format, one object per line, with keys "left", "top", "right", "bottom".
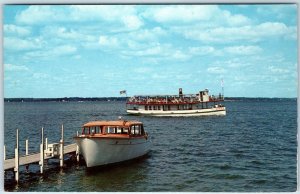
{"left": 120, "top": 90, "right": 127, "bottom": 95}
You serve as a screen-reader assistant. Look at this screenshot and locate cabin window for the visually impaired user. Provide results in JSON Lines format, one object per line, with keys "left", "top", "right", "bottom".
{"left": 168, "top": 105, "right": 171, "bottom": 110}
{"left": 83, "top": 127, "right": 90, "bottom": 135}
{"left": 145, "top": 105, "right": 148, "bottom": 110}
{"left": 149, "top": 106, "right": 152, "bottom": 110}
{"left": 122, "top": 128, "right": 129, "bottom": 134}
{"left": 90, "top": 126, "right": 102, "bottom": 134}
{"left": 135, "top": 125, "right": 140, "bottom": 134}
{"left": 130, "top": 125, "right": 142, "bottom": 135}
{"left": 116, "top": 127, "right": 122, "bottom": 134}
{"left": 153, "top": 106, "right": 157, "bottom": 110}
{"left": 158, "top": 106, "right": 161, "bottom": 110}
{"left": 105, "top": 126, "right": 129, "bottom": 134}
{"left": 163, "top": 105, "right": 167, "bottom": 111}
{"left": 107, "top": 126, "right": 116, "bottom": 134}
{"left": 91, "top": 126, "right": 95, "bottom": 134}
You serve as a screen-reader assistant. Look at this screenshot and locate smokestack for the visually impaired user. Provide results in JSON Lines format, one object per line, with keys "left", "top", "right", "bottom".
{"left": 179, "top": 88, "right": 183, "bottom": 97}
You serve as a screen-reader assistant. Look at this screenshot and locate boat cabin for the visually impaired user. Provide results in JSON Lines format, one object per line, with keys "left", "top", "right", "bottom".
{"left": 81, "top": 120, "right": 146, "bottom": 137}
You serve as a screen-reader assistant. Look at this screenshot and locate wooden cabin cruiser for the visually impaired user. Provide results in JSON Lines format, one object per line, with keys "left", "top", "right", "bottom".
{"left": 126, "top": 88, "right": 226, "bottom": 116}
{"left": 74, "top": 120, "right": 151, "bottom": 167}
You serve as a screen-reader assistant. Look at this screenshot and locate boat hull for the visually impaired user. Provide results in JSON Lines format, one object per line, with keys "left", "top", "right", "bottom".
{"left": 127, "top": 107, "right": 226, "bottom": 117}
{"left": 75, "top": 137, "right": 151, "bottom": 167}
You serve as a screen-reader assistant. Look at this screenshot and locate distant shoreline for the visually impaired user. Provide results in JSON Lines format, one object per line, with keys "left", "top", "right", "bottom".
{"left": 4, "top": 97, "right": 296, "bottom": 102}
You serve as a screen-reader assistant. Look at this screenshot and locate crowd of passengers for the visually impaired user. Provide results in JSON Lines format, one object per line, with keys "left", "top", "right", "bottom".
{"left": 127, "top": 95, "right": 223, "bottom": 104}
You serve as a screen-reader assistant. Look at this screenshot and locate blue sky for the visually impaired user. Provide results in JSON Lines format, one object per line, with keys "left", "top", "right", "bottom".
{"left": 3, "top": 4, "right": 297, "bottom": 98}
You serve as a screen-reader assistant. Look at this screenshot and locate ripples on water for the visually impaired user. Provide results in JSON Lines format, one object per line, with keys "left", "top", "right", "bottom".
{"left": 4, "top": 99, "right": 297, "bottom": 192}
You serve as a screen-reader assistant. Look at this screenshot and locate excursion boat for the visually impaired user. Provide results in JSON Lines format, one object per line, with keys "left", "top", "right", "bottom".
{"left": 126, "top": 88, "right": 226, "bottom": 116}
{"left": 74, "top": 119, "right": 151, "bottom": 168}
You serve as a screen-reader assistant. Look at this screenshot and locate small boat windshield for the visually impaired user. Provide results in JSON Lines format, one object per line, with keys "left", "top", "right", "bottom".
{"left": 130, "top": 124, "right": 145, "bottom": 136}
{"left": 82, "top": 126, "right": 102, "bottom": 135}
{"left": 106, "top": 126, "right": 129, "bottom": 134}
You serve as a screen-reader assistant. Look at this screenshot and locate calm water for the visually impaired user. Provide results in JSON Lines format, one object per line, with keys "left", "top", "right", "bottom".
{"left": 4, "top": 99, "right": 297, "bottom": 192}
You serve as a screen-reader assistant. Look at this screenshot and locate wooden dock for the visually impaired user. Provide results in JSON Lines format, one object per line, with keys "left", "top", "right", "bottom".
{"left": 4, "top": 125, "right": 81, "bottom": 183}
{"left": 4, "top": 143, "right": 77, "bottom": 170}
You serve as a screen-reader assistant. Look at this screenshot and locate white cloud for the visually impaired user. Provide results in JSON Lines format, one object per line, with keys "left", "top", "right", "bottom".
{"left": 42, "top": 26, "right": 94, "bottom": 41}
{"left": 99, "top": 35, "right": 119, "bottom": 48}
{"left": 5, "top": 64, "right": 29, "bottom": 71}
{"left": 225, "top": 12, "right": 251, "bottom": 26}
{"left": 268, "top": 66, "right": 289, "bottom": 74}
{"left": 151, "top": 73, "right": 169, "bottom": 79}
{"left": 224, "top": 46, "right": 263, "bottom": 55}
{"left": 178, "top": 22, "right": 296, "bottom": 43}
{"left": 143, "top": 5, "right": 251, "bottom": 26}
{"left": 146, "top": 5, "right": 217, "bottom": 23}
{"left": 207, "top": 67, "right": 226, "bottom": 74}
{"left": 135, "top": 45, "right": 164, "bottom": 56}
{"left": 128, "top": 27, "right": 167, "bottom": 42}
{"left": 16, "top": 6, "right": 69, "bottom": 24}
{"left": 122, "top": 15, "right": 143, "bottom": 30}
{"left": 189, "top": 46, "right": 215, "bottom": 55}
{"left": 256, "top": 4, "right": 297, "bottom": 21}
{"left": 16, "top": 5, "right": 143, "bottom": 31}
{"left": 133, "top": 67, "right": 153, "bottom": 73}
{"left": 172, "top": 50, "right": 190, "bottom": 60}
{"left": 24, "top": 45, "right": 77, "bottom": 59}
{"left": 4, "top": 37, "right": 43, "bottom": 51}
{"left": 32, "top": 73, "right": 49, "bottom": 79}
{"left": 4, "top": 24, "right": 31, "bottom": 36}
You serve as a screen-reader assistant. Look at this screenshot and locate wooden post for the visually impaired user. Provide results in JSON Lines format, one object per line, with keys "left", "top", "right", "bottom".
{"left": 39, "top": 127, "right": 44, "bottom": 174}
{"left": 45, "top": 138, "right": 48, "bottom": 150}
{"left": 4, "top": 145, "right": 6, "bottom": 160}
{"left": 25, "top": 138, "right": 29, "bottom": 172}
{"left": 76, "top": 131, "right": 80, "bottom": 162}
{"left": 14, "top": 129, "right": 19, "bottom": 183}
{"left": 59, "top": 124, "right": 64, "bottom": 167}
{"left": 26, "top": 139, "right": 29, "bottom": 156}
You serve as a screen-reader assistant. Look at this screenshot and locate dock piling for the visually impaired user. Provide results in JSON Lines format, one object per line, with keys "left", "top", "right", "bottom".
{"left": 14, "top": 129, "right": 19, "bottom": 183}
{"left": 59, "top": 124, "right": 64, "bottom": 167}
{"left": 39, "top": 127, "right": 44, "bottom": 174}
{"left": 26, "top": 139, "right": 29, "bottom": 156}
{"left": 76, "top": 131, "right": 80, "bottom": 162}
{"left": 4, "top": 145, "right": 6, "bottom": 160}
{"left": 45, "top": 138, "right": 48, "bottom": 150}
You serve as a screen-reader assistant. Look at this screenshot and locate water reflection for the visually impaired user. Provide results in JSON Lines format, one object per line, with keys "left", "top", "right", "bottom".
{"left": 82, "top": 155, "right": 151, "bottom": 191}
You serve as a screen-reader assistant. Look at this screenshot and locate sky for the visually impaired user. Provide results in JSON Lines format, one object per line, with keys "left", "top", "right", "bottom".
{"left": 3, "top": 4, "right": 298, "bottom": 98}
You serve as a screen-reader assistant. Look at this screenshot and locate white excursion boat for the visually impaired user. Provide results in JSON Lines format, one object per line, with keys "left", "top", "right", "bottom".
{"left": 74, "top": 119, "right": 151, "bottom": 168}
{"left": 126, "top": 88, "right": 226, "bottom": 116}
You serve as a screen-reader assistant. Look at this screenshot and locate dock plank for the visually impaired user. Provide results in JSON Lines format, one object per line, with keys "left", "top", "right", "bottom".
{"left": 4, "top": 143, "right": 77, "bottom": 171}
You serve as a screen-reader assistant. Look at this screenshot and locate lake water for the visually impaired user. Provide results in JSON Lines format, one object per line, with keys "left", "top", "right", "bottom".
{"left": 3, "top": 99, "right": 297, "bottom": 192}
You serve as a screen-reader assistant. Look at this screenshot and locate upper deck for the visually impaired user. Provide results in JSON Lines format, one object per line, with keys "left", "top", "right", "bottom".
{"left": 126, "top": 88, "right": 224, "bottom": 105}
